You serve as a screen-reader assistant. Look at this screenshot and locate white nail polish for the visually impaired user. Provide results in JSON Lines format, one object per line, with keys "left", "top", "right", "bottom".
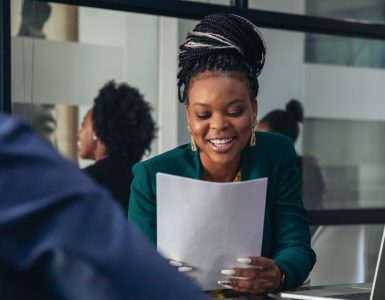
{"left": 169, "top": 260, "right": 183, "bottom": 267}
{"left": 221, "top": 269, "right": 235, "bottom": 276}
{"left": 237, "top": 257, "right": 252, "bottom": 264}
{"left": 218, "top": 280, "right": 233, "bottom": 289}
{"left": 178, "top": 266, "right": 193, "bottom": 272}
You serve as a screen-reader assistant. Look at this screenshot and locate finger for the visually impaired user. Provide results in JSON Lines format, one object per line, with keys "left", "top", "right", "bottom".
{"left": 237, "top": 257, "right": 275, "bottom": 269}
{"left": 169, "top": 260, "right": 183, "bottom": 267}
{"left": 222, "top": 267, "right": 261, "bottom": 278}
{"left": 231, "top": 278, "right": 275, "bottom": 293}
{"left": 217, "top": 280, "right": 233, "bottom": 289}
{"left": 178, "top": 266, "right": 193, "bottom": 273}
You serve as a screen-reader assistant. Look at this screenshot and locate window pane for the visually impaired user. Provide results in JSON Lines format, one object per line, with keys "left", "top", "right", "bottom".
{"left": 177, "top": 20, "right": 385, "bottom": 210}
{"left": 249, "top": 0, "right": 385, "bottom": 25}
{"left": 11, "top": 1, "right": 160, "bottom": 167}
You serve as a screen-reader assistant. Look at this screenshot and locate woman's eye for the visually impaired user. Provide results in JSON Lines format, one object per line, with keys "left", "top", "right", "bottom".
{"left": 228, "top": 110, "right": 243, "bottom": 117}
{"left": 196, "top": 113, "right": 210, "bottom": 119}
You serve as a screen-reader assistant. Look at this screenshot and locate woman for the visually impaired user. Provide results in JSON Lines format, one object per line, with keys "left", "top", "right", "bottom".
{"left": 78, "top": 80, "right": 156, "bottom": 213}
{"left": 257, "top": 99, "right": 326, "bottom": 213}
{"left": 129, "top": 14, "right": 315, "bottom": 294}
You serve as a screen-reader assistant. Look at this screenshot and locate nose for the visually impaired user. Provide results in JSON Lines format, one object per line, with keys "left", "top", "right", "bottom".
{"left": 210, "top": 113, "right": 228, "bottom": 131}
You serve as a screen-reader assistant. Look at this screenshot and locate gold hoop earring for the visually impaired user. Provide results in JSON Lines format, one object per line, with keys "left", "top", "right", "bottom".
{"left": 250, "top": 121, "right": 257, "bottom": 147}
{"left": 187, "top": 126, "right": 197, "bottom": 152}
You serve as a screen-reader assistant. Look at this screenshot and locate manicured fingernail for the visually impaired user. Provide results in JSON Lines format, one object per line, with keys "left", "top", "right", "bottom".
{"left": 178, "top": 266, "right": 193, "bottom": 272}
{"left": 169, "top": 260, "right": 183, "bottom": 267}
{"left": 218, "top": 280, "right": 233, "bottom": 288}
{"left": 237, "top": 257, "right": 252, "bottom": 264}
{"left": 221, "top": 269, "right": 236, "bottom": 276}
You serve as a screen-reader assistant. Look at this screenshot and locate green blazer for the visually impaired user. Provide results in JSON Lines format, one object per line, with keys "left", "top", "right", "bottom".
{"left": 129, "top": 132, "right": 316, "bottom": 289}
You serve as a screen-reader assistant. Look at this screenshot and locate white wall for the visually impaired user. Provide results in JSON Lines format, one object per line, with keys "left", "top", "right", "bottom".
{"left": 78, "top": 8, "right": 159, "bottom": 113}
{"left": 11, "top": 37, "right": 123, "bottom": 105}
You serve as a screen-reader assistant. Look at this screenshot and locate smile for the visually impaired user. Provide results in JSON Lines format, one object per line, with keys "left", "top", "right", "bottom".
{"left": 208, "top": 137, "right": 236, "bottom": 152}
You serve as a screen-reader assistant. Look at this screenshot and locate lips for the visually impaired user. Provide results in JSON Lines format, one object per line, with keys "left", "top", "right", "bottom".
{"left": 207, "top": 136, "right": 236, "bottom": 152}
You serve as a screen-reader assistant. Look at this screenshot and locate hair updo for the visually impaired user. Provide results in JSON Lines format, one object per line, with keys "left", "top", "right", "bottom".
{"left": 92, "top": 80, "right": 156, "bottom": 162}
{"left": 260, "top": 99, "right": 304, "bottom": 142}
{"left": 177, "top": 13, "right": 266, "bottom": 103}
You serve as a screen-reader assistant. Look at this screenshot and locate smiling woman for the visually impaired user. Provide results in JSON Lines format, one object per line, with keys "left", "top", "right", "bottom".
{"left": 186, "top": 72, "right": 257, "bottom": 182}
{"left": 128, "top": 13, "right": 316, "bottom": 295}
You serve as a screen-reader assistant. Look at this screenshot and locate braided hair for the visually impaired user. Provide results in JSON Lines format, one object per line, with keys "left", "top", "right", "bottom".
{"left": 177, "top": 13, "right": 266, "bottom": 103}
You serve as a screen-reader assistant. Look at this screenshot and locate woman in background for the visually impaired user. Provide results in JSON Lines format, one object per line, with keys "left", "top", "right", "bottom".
{"left": 129, "top": 14, "right": 315, "bottom": 294}
{"left": 78, "top": 80, "right": 156, "bottom": 213}
{"left": 257, "top": 99, "right": 326, "bottom": 212}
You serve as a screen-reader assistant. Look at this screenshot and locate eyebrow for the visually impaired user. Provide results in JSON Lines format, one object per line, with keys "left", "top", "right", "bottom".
{"left": 192, "top": 99, "right": 244, "bottom": 107}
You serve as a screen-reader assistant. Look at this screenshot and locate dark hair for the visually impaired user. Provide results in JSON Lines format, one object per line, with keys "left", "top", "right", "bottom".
{"left": 92, "top": 80, "right": 156, "bottom": 162}
{"left": 260, "top": 99, "right": 303, "bottom": 142}
{"left": 177, "top": 13, "right": 266, "bottom": 103}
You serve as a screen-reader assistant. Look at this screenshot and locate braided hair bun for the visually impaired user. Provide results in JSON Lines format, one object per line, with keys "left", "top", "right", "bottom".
{"left": 285, "top": 99, "right": 303, "bottom": 123}
{"left": 178, "top": 13, "right": 266, "bottom": 103}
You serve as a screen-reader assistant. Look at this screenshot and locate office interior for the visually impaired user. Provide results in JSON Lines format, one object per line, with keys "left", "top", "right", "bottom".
{"left": 1, "top": 0, "right": 385, "bottom": 288}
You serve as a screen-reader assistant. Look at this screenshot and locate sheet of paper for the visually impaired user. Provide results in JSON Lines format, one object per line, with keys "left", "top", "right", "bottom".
{"left": 156, "top": 173, "right": 267, "bottom": 291}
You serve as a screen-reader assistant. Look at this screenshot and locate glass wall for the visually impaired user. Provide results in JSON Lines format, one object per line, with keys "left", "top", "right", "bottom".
{"left": 9, "top": 0, "right": 385, "bottom": 287}
{"left": 11, "top": 1, "right": 385, "bottom": 211}
{"left": 11, "top": 0, "right": 161, "bottom": 167}
{"left": 249, "top": 0, "right": 385, "bottom": 25}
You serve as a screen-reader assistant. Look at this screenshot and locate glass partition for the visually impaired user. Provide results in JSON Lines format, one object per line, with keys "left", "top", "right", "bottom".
{"left": 11, "top": 0, "right": 161, "bottom": 167}
{"left": 10, "top": 1, "right": 385, "bottom": 211}
{"left": 177, "top": 18, "right": 385, "bottom": 211}
{"left": 249, "top": 0, "right": 385, "bottom": 25}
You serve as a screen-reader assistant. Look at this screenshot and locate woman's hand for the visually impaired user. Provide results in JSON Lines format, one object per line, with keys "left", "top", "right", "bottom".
{"left": 169, "top": 260, "right": 193, "bottom": 273}
{"left": 219, "top": 257, "right": 283, "bottom": 294}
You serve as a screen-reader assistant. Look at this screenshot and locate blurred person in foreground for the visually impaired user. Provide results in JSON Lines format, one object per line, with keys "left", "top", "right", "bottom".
{"left": 0, "top": 113, "right": 208, "bottom": 300}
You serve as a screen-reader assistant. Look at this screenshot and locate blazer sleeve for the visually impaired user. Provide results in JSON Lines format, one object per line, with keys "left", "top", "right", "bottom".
{"left": 271, "top": 139, "right": 316, "bottom": 289}
{"left": 128, "top": 162, "right": 157, "bottom": 244}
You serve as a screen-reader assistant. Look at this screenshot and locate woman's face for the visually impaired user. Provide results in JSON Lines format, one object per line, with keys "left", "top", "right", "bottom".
{"left": 77, "top": 109, "right": 96, "bottom": 160}
{"left": 186, "top": 71, "right": 257, "bottom": 169}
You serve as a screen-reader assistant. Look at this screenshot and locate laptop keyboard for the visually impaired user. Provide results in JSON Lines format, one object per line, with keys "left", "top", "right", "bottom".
{"left": 324, "top": 292, "right": 370, "bottom": 300}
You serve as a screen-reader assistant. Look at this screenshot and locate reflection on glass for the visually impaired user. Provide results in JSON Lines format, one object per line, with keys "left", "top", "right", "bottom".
{"left": 305, "top": 33, "right": 385, "bottom": 68}
{"left": 12, "top": 103, "right": 79, "bottom": 162}
{"left": 180, "top": 0, "right": 231, "bottom": 5}
{"left": 257, "top": 100, "right": 326, "bottom": 211}
{"left": 304, "top": 118, "right": 385, "bottom": 210}
{"left": 307, "top": 0, "right": 385, "bottom": 24}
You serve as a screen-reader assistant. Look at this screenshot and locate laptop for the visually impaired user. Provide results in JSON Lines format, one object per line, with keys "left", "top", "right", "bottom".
{"left": 280, "top": 227, "right": 385, "bottom": 300}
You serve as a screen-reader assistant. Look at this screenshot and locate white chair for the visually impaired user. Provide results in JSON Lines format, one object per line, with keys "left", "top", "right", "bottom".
{"left": 309, "top": 225, "right": 366, "bottom": 286}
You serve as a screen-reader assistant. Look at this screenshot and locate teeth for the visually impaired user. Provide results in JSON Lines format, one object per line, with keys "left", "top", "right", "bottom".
{"left": 210, "top": 138, "right": 233, "bottom": 145}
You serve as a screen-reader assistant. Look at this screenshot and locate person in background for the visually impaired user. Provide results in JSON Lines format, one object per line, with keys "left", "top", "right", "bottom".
{"left": 78, "top": 80, "right": 156, "bottom": 213}
{"left": 129, "top": 13, "right": 316, "bottom": 295}
{"left": 257, "top": 99, "right": 326, "bottom": 212}
{"left": 0, "top": 113, "right": 209, "bottom": 300}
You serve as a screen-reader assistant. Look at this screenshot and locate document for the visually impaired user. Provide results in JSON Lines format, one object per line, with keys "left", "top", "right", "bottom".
{"left": 156, "top": 173, "right": 267, "bottom": 291}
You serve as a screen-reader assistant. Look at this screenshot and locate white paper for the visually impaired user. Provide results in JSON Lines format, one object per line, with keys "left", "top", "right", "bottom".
{"left": 156, "top": 173, "right": 267, "bottom": 291}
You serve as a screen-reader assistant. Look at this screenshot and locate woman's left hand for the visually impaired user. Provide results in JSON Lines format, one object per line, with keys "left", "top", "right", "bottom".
{"left": 219, "top": 257, "right": 283, "bottom": 294}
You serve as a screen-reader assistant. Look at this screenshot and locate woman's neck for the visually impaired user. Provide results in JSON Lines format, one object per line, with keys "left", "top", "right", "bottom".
{"left": 200, "top": 156, "right": 240, "bottom": 183}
